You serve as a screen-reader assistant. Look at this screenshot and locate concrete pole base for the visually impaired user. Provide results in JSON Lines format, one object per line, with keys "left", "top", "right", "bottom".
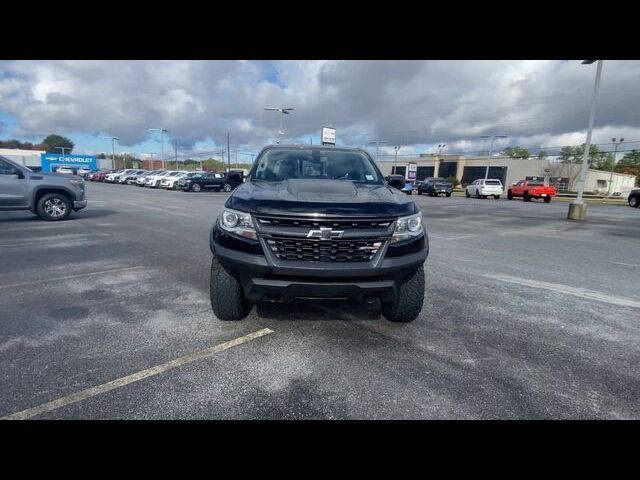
{"left": 567, "top": 202, "right": 588, "bottom": 220}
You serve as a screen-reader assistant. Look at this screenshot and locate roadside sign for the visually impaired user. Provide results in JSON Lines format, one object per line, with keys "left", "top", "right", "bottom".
{"left": 407, "top": 162, "right": 417, "bottom": 180}
{"left": 41, "top": 153, "right": 97, "bottom": 173}
{"left": 321, "top": 127, "right": 336, "bottom": 146}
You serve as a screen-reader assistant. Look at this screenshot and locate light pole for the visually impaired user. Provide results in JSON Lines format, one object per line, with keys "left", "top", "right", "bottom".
{"left": 149, "top": 128, "right": 170, "bottom": 169}
{"left": 568, "top": 60, "right": 604, "bottom": 220}
{"left": 480, "top": 135, "right": 507, "bottom": 179}
{"left": 607, "top": 137, "right": 624, "bottom": 195}
{"left": 366, "top": 140, "right": 388, "bottom": 162}
{"left": 104, "top": 136, "right": 119, "bottom": 169}
{"left": 264, "top": 107, "right": 294, "bottom": 144}
{"left": 394, "top": 145, "right": 401, "bottom": 174}
{"left": 435, "top": 143, "right": 446, "bottom": 177}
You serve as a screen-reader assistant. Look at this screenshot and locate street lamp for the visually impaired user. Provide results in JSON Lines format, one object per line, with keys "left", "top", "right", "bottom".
{"left": 104, "top": 136, "right": 119, "bottom": 170}
{"left": 394, "top": 145, "right": 401, "bottom": 174}
{"left": 607, "top": 137, "right": 624, "bottom": 195}
{"left": 435, "top": 144, "right": 446, "bottom": 178}
{"left": 149, "top": 128, "right": 170, "bottom": 169}
{"left": 264, "top": 107, "right": 294, "bottom": 144}
{"left": 366, "top": 140, "right": 388, "bottom": 161}
{"left": 568, "top": 60, "right": 604, "bottom": 220}
{"left": 480, "top": 134, "right": 507, "bottom": 179}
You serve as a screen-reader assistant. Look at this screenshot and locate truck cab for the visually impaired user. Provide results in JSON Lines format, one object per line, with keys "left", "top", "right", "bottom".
{"left": 508, "top": 179, "right": 557, "bottom": 202}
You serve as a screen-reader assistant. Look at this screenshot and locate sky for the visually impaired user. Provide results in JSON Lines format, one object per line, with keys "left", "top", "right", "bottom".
{"left": 1, "top": 60, "right": 640, "bottom": 161}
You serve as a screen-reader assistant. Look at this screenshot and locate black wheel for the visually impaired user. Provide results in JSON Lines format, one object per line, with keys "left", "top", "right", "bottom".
{"left": 223, "top": 183, "right": 232, "bottom": 192}
{"left": 381, "top": 267, "right": 425, "bottom": 323}
{"left": 172, "top": 183, "right": 178, "bottom": 190}
{"left": 417, "top": 189, "right": 422, "bottom": 195}
{"left": 507, "top": 190, "right": 513, "bottom": 200}
{"left": 475, "top": 190, "right": 481, "bottom": 199}
{"left": 191, "top": 182, "right": 202, "bottom": 192}
{"left": 523, "top": 191, "right": 531, "bottom": 202}
{"left": 155, "top": 180, "right": 161, "bottom": 188}
{"left": 494, "top": 195, "right": 500, "bottom": 200}
{"left": 630, "top": 196, "right": 640, "bottom": 208}
{"left": 36, "top": 193, "right": 71, "bottom": 221}
{"left": 465, "top": 190, "right": 470, "bottom": 198}
{"left": 445, "top": 192, "right": 452, "bottom": 197}
{"left": 210, "top": 254, "right": 252, "bottom": 321}
{"left": 543, "top": 196, "right": 551, "bottom": 203}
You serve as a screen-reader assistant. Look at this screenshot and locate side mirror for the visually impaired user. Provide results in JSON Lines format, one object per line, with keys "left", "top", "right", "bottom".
{"left": 387, "top": 175, "right": 405, "bottom": 189}
{"left": 11, "top": 168, "right": 25, "bottom": 179}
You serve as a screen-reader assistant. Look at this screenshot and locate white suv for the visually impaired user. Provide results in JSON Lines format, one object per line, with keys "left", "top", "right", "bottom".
{"left": 465, "top": 179, "right": 503, "bottom": 199}
{"left": 160, "top": 171, "right": 188, "bottom": 190}
{"left": 144, "top": 171, "right": 174, "bottom": 188}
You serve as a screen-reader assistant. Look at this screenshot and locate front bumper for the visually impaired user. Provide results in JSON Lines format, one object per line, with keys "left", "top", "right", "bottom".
{"left": 73, "top": 199, "right": 87, "bottom": 210}
{"left": 210, "top": 224, "right": 428, "bottom": 302}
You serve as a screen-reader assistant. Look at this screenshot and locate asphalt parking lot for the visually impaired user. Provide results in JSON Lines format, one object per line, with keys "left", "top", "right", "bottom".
{"left": 1, "top": 183, "right": 639, "bottom": 419}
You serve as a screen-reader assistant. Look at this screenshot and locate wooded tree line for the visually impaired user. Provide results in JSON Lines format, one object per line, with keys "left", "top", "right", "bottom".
{"left": 0, "top": 134, "right": 75, "bottom": 153}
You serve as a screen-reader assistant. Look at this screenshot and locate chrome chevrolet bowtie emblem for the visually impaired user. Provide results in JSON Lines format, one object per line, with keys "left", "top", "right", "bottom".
{"left": 307, "top": 227, "right": 344, "bottom": 239}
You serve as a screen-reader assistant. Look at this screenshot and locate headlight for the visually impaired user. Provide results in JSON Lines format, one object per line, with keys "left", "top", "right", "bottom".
{"left": 219, "top": 208, "right": 256, "bottom": 239}
{"left": 391, "top": 212, "right": 423, "bottom": 243}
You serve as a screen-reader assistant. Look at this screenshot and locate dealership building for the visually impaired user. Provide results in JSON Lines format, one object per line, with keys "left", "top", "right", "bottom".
{"left": 376, "top": 154, "right": 636, "bottom": 194}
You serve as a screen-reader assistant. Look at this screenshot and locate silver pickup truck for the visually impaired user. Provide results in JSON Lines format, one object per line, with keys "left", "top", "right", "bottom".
{"left": 0, "top": 155, "right": 87, "bottom": 221}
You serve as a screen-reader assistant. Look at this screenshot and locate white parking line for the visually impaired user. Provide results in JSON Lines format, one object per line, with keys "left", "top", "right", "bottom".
{"left": 485, "top": 273, "right": 640, "bottom": 309}
{"left": 610, "top": 261, "right": 640, "bottom": 268}
{"left": 1, "top": 328, "right": 274, "bottom": 420}
{"left": 0, "top": 266, "right": 145, "bottom": 290}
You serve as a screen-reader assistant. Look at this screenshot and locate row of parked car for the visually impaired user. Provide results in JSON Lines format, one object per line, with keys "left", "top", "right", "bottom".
{"left": 83, "top": 168, "right": 245, "bottom": 192}
{"left": 389, "top": 176, "right": 559, "bottom": 202}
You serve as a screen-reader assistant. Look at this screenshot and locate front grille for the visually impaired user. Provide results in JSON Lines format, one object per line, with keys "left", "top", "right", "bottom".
{"left": 266, "top": 238, "right": 382, "bottom": 262}
{"left": 257, "top": 217, "right": 392, "bottom": 229}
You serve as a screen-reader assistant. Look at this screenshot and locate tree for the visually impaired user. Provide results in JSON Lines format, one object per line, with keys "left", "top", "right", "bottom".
{"left": 615, "top": 150, "right": 640, "bottom": 186}
{"left": 43, "top": 134, "right": 74, "bottom": 153}
{"left": 559, "top": 144, "right": 612, "bottom": 171}
{"left": 503, "top": 146, "right": 530, "bottom": 159}
{"left": 537, "top": 150, "right": 548, "bottom": 160}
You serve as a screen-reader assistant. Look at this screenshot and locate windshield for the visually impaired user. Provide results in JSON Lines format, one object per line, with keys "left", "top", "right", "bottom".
{"left": 251, "top": 148, "right": 382, "bottom": 184}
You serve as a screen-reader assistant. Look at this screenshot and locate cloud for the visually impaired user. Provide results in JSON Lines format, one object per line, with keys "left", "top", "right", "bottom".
{"left": 1, "top": 60, "right": 639, "bottom": 155}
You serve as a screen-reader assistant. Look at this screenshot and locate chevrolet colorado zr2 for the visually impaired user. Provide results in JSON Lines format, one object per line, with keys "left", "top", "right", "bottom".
{"left": 209, "top": 145, "right": 429, "bottom": 323}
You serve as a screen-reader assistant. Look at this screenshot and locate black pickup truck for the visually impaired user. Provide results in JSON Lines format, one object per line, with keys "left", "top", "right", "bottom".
{"left": 178, "top": 170, "right": 244, "bottom": 192}
{"left": 208, "top": 145, "right": 429, "bottom": 322}
{"left": 417, "top": 177, "right": 453, "bottom": 197}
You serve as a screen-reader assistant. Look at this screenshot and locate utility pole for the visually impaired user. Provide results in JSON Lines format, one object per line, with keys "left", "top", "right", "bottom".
{"left": 149, "top": 128, "right": 169, "bottom": 170}
{"left": 227, "top": 132, "right": 231, "bottom": 172}
{"left": 480, "top": 135, "right": 507, "bottom": 179}
{"left": 608, "top": 137, "right": 624, "bottom": 195}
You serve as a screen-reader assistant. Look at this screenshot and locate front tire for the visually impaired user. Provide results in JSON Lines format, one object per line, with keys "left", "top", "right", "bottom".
{"left": 630, "top": 196, "right": 640, "bottom": 208}
{"left": 523, "top": 191, "right": 531, "bottom": 202}
{"left": 37, "top": 193, "right": 71, "bottom": 221}
{"left": 465, "top": 190, "right": 470, "bottom": 198}
{"left": 543, "top": 196, "right": 551, "bottom": 203}
{"left": 381, "top": 267, "right": 425, "bottom": 323}
{"left": 476, "top": 190, "right": 481, "bottom": 199}
{"left": 494, "top": 195, "right": 500, "bottom": 200}
{"left": 191, "top": 183, "right": 202, "bottom": 192}
{"left": 445, "top": 192, "right": 452, "bottom": 197}
{"left": 210, "top": 254, "right": 252, "bottom": 321}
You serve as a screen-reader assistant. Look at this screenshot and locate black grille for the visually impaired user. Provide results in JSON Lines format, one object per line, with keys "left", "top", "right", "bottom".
{"left": 267, "top": 238, "right": 383, "bottom": 262}
{"left": 257, "top": 217, "right": 392, "bottom": 230}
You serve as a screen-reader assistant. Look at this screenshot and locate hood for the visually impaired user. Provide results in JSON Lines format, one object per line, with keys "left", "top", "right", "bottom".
{"left": 226, "top": 179, "right": 417, "bottom": 217}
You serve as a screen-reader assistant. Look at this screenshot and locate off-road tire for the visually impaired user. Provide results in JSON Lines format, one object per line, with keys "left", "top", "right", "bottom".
{"left": 36, "top": 193, "right": 72, "bottom": 221}
{"left": 381, "top": 267, "right": 425, "bottom": 323}
{"left": 210, "top": 254, "right": 251, "bottom": 321}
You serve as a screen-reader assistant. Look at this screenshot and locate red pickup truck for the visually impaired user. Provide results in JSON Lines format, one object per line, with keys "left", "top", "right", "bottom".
{"left": 507, "top": 179, "right": 556, "bottom": 203}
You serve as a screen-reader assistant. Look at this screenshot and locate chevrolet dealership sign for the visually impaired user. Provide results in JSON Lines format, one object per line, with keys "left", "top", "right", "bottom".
{"left": 41, "top": 153, "right": 97, "bottom": 173}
